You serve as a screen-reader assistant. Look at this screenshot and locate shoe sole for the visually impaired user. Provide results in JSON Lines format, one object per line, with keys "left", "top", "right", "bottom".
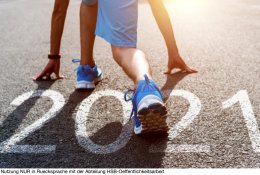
{"left": 76, "top": 76, "right": 102, "bottom": 90}
{"left": 134, "top": 95, "right": 168, "bottom": 134}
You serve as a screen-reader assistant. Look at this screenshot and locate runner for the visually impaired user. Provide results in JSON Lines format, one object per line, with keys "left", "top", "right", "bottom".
{"left": 33, "top": 0, "right": 196, "bottom": 81}
{"left": 79, "top": 0, "right": 167, "bottom": 134}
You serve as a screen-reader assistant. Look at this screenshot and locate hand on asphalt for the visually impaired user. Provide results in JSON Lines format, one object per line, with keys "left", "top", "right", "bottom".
{"left": 164, "top": 54, "right": 198, "bottom": 74}
{"left": 33, "top": 59, "right": 64, "bottom": 81}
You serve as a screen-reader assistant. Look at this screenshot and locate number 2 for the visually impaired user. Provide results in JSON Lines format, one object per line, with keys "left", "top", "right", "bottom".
{"left": 0, "top": 90, "right": 65, "bottom": 153}
{"left": 149, "top": 90, "right": 210, "bottom": 153}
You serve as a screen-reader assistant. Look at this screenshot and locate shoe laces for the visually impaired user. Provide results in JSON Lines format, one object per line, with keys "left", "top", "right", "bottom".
{"left": 72, "top": 58, "right": 96, "bottom": 75}
{"left": 124, "top": 74, "right": 163, "bottom": 121}
{"left": 72, "top": 58, "right": 81, "bottom": 71}
{"left": 72, "top": 58, "right": 80, "bottom": 63}
{"left": 124, "top": 89, "right": 135, "bottom": 120}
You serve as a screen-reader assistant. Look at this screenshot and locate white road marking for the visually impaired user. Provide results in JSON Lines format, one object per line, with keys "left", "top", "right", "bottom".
{"left": 223, "top": 90, "right": 260, "bottom": 152}
{"left": 75, "top": 90, "right": 133, "bottom": 154}
{"left": 149, "top": 144, "right": 210, "bottom": 153}
{"left": 1, "top": 89, "right": 212, "bottom": 154}
{"left": 0, "top": 145, "right": 56, "bottom": 154}
{"left": 167, "top": 90, "right": 202, "bottom": 140}
{"left": 0, "top": 90, "right": 65, "bottom": 154}
{"left": 150, "top": 90, "right": 210, "bottom": 153}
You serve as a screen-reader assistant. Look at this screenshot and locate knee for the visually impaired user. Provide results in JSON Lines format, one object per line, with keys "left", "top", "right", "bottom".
{"left": 111, "top": 47, "right": 125, "bottom": 60}
{"left": 111, "top": 46, "right": 145, "bottom": 66}
{"left": 111, "top": 47, "right": 130, "bottom": 66}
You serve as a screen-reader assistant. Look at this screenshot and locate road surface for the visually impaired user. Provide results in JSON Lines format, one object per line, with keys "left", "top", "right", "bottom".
{"left": 0, "top": 0, "right": 260, "bottom": 168}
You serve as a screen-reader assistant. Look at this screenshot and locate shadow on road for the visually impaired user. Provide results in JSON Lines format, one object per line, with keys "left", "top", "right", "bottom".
{"left": 0, "top": 82, "right": 169, "bottom": 168}
{"left": 0, "top": 89, "right": 93, "bottom": 168}
{"left": 0, "top": 80, "right": 55, "bottom": 143}
{"left": 1, "top": 72, "right": 190, "bottom": 168}
{"left": 41, "top": 89, "right": 168, "bottom": 168}
{"left": 162, "top": 71, "right": 190, "bottom": 100}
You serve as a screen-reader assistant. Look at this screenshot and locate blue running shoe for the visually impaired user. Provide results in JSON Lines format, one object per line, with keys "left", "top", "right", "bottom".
{"left": 73, "top": 59, "right": 102, "bottom": 89}
{"left": 125, "top": 75, "right": 168, "bottom": 134}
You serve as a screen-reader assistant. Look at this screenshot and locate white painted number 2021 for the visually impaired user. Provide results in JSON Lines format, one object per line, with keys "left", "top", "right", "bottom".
{"left": 0, "top": 89, "right": 259, "bottom": 154}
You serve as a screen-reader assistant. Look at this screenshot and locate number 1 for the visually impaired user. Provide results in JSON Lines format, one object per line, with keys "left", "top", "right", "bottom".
{"left": 223, "top": 90, "right": 260, "bottom": 152}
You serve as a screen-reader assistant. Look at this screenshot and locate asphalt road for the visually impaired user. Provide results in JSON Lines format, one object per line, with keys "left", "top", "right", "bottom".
{"left": 0, "top": 0, "right": 260, "bottom": 168}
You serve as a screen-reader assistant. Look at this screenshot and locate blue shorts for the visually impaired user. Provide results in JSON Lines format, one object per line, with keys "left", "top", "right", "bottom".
{"left": 96, "top": 0, "right": 138, "bottom": 48}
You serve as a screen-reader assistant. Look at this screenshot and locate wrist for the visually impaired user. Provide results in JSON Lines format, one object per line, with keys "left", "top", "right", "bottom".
{"left": 48, "top": 54, "right": 61, "bottom": 60}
